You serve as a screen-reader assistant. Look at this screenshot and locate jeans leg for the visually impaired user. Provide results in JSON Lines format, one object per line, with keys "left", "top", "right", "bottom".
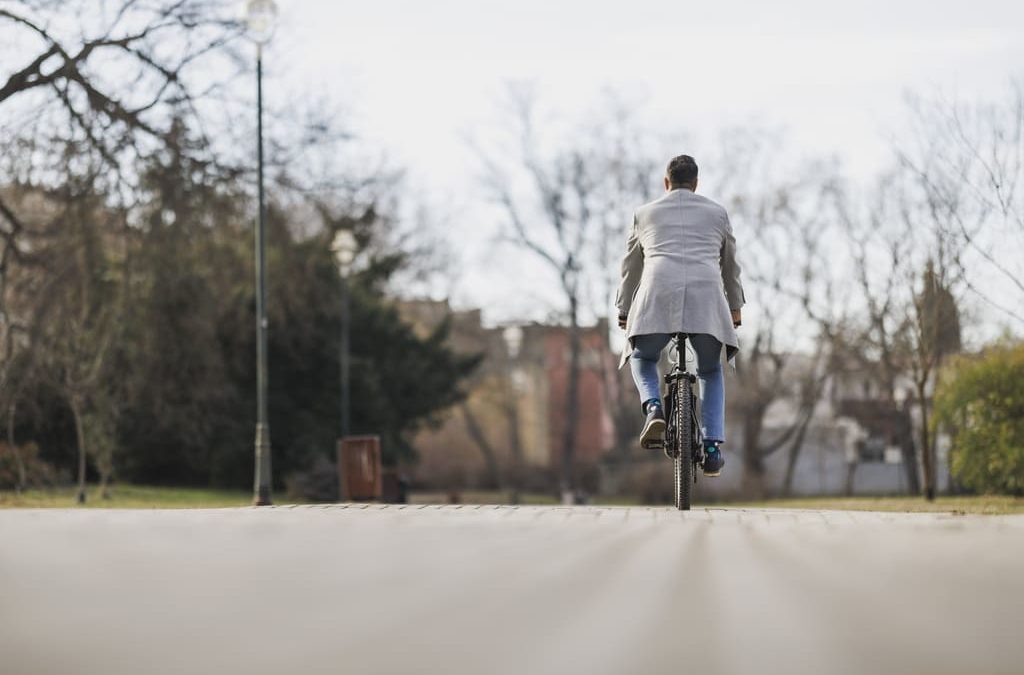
{"left": 689, "top": 334, "right": 725, "bottom": 443}
{"left": 629, "top": 334, "right": 671, "bottom": 412}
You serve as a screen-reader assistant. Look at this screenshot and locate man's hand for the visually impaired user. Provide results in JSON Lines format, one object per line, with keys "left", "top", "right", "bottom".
{"left": 618, "top": 314, "right": 627, "bottom": 330}
{"left": 731, "top": 309, "right": 742, "bottom": 328}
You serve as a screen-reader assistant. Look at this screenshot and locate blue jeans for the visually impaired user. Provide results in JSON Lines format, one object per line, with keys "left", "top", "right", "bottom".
{"left": 629, "top": 333, "right": 726, "bottom": 443}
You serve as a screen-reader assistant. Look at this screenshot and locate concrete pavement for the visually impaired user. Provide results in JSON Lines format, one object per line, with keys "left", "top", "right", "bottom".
{"left": 2, "top": 504, "right": 1022, "bottom": 675}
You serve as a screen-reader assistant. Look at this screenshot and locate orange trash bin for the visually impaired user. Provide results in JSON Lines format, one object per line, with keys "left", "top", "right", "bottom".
{"left": 337, "top": 435, "right": 382, "bottom": 501}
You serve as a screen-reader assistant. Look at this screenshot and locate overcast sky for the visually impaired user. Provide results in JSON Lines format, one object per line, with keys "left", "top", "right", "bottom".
{"left": 266, "top": 0, "right": 1024, "bottom": 327}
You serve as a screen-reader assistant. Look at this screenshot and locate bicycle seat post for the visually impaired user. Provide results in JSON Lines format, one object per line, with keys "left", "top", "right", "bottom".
{"left": 673, "top": 333, "right": 689, "bottom": 375}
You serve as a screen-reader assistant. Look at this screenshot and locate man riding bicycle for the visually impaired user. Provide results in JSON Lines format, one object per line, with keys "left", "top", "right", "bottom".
{"left": 616, "top": 155, "right": 745, "bottom": 477}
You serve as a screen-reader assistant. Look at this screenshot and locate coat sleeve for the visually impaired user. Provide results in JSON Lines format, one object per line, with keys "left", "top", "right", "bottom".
{"left": 720, "top": 212, "right": 746, "bottom": 311}
{"left": 614, "top": 212, "right": 643, "bottom": 318}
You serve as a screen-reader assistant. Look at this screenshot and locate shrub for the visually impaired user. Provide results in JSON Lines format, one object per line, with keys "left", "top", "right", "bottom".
{"left": 0, "top": 442, "right": 64, "bottom": 489}
{"left": 934, "top": 342, "right": 1024, "bottom": 495}
{"left": 285, "top": 455, "right": 339, "bottom": 502}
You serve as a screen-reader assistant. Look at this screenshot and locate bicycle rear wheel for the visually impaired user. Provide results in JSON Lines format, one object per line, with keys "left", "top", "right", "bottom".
{"left": 673, "top": 378, "right": 693, "bottom": 510}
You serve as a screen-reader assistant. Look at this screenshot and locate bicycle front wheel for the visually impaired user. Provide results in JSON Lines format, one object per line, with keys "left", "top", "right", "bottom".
{"left": 673, "top": 378, "right": 693, "bottom": 511}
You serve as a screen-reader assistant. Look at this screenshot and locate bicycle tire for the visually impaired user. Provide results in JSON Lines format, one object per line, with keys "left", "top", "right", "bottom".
{"left": 673, "top": 377, "right": 693, "bottom": 510}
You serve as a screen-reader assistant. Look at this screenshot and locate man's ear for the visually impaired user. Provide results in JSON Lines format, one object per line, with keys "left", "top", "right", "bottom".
{"left": 664, "top": 176, "right": 671, "bottom": 191}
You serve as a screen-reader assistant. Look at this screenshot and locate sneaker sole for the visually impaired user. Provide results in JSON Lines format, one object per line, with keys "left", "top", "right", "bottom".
{"left": 639, "top": 419, "right": 666, "bottom": 449}
{"left": 702, "top": 469, "right": 722, "bottom": 477}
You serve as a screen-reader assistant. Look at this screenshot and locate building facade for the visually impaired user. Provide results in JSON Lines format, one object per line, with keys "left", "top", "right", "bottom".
{"left": 398, "top": 300, "right": 616, "bottom": 491}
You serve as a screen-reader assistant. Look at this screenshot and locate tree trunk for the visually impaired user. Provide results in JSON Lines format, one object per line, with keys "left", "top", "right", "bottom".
{"left": 459, "top": 403, "right": 503, "bottom": 491}
{"left": 844, "top": 462, "right": 857, "bottom": 496}
{"left": 502, "top": 380, "right": 524, "bottom": 505}
{"left": 8, "top": 402, "right": 26, "bottom": 494}
{"left": 596, "top": 321, "right": 635, "bottom": 457}
{"left": 916, "top": 379, "right": 936, "bottom": 501}
{"left": 70, "top": 394, "right": 87, "bottom": 504}
{"left": 741, "top": 412, "right": 766, "bottom": 499}
{"left": 561, "top": 298, "right": 583, "bottom": 504}
{"left": 898, "top": 400, "right": 921, "bottom": 494}
{"left": 98, "top": 466, "right": 112, "bottom": 500}
{"left": 780, "top": 413, "right": 814, "bottom": 497}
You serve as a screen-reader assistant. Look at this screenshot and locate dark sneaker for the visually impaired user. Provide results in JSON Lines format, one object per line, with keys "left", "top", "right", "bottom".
{"left": 639, "top": 404, "right": 666, "bottom": 449}
{"left": 702, "top": 445, "right": 725, "bottom": 477}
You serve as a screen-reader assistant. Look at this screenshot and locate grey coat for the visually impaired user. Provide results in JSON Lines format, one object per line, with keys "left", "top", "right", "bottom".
{"left": 615, "top": 188, "right": 745, "bottom": 369}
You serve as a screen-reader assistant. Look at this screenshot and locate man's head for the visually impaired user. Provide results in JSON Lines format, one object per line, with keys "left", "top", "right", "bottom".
{"left": 665, "top": 154, "right": 698, "bottom": 192}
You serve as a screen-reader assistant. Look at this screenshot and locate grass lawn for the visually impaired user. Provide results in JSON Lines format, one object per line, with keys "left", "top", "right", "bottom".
{"left": 412, "top": 491, "right": 1024, "bottom": 514}
{"left": 409, "top": 490, "right": 560, "bottom": 506}
{"left": 720, "top": 495, "right": 1024, "bottom": 515}
{"left": 3, "top": 485, "right": 1021, "bottom": 515}
{"left": 0, "top": 484, "right": 257, "bottom": 509}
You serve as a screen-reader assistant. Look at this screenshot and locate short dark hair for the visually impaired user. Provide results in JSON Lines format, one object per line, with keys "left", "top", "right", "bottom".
{"left": 666, "top": 154, "right": 698, "bottom": 188}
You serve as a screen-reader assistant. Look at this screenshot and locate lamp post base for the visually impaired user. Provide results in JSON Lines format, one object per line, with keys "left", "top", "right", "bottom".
{"left": 253, "top": 423, "right": 272, "bottom": 506}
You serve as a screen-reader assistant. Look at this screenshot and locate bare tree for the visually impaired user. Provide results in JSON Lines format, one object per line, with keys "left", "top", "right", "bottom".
{"left": 712, "top": 131, "right": 842, "bottom": 498}
{"left": 903, "top": 174, "right": 964, "bottom": 500}
{"left": 891, "top": 87, "right": 1024, "bottom": 497}
{"left": 585, "top": 94, "right": 661, "bottom": 458}
{"left": 830, "top": 165, "right": 964, "bottom": 500}
{"left": 897, "top": 85, "right": 1024, "bottom": 325}
{"left": 0, "top": 0, "right": 242, "bottom": 360}
{"left": 909, "top": 259, "right": 961, "bottom": 500}
{"left": 458, "top": 402, "right": 503, "bottom": 490}
{"left": 30, "top": 181, "right": 124, "bottom": 502}
{"left": 475, "top": 86, "right": 599, "bottom": 502}
{"left": 0, "top": 1, "right": 242, "bottom": 497}
{"left": 0, "top": 0, "right": 243, "bottom": 198}
{"left": 828, "top": 174, "right": 922, "bottom": 491}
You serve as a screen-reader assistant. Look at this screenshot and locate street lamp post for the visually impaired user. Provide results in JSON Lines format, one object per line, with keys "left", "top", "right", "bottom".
{"left": 502, "top": 326, "right": 525, "bottom": 505}
{"left": 244, "top": 0, "right": 277, "bottom": 506}
{"left": 331, "top": 231, "right": 358, "bottom": 441}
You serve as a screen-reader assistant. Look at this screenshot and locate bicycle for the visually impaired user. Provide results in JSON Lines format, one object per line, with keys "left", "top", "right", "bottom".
{"left": 648, "top": 334, "right": 705, "bottom": 510}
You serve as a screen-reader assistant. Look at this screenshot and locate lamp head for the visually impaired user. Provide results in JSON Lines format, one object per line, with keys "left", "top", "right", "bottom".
{"left": 331, "top": 229, "right": 358, "bottom": 274}
{"left": 503, "top": 325, "right": 524, "bottom": 359}
{"left": 243, "top": 0, "right": 278, "bottom": 46}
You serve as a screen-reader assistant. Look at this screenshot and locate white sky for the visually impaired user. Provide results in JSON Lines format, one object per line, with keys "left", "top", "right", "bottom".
{"left": 267, "top": 0, "right": 1024, "bottom": 328}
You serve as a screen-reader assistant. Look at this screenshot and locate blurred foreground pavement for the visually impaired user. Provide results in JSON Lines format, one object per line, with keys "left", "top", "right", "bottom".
{"left": 2, "top": 505, "right": 1022, "bottom": 675}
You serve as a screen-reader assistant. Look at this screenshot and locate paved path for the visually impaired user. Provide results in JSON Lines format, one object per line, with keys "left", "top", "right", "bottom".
{"left": 2, "top": 505, "right": 1022, "bottom": 675}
